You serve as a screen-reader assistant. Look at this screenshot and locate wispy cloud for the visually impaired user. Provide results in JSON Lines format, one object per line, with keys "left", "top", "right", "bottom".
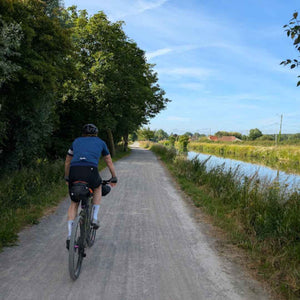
{"left": 95, "top": 0, "right": 169, "bottom": 20}
{"left": 146, "top": 48, "right": 172, "bottom": 59}
{"left": 146, "top": 44, "right": 198, "bottom": 60}
{"left": 136, "top": 0, "right": 169, "bottom": 14}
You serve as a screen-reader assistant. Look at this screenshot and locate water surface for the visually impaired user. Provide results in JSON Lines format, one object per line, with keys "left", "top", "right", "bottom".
{"left": 188, "top": 151, "right": 300, "bottom": 189}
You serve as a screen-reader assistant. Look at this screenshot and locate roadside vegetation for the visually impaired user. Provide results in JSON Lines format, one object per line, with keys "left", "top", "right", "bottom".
{"left": 148, "top": 143, "right": 300, "bottom": 299}
{"left": 0, "top": 0, "right": 169, "bottom": 249}
{"left": 0, "top": 148, "right": 130, "bottom": 251}
{"left": 135, "top": 128, "right": 300, "bottom": 174}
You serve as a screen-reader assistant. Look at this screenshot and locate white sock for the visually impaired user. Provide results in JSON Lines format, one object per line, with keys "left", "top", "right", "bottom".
{"left": 93, "top": 205, "right": 100, "bottom": 220}
{"left": 67, "top": 220, "right": 74, "bottom": 238}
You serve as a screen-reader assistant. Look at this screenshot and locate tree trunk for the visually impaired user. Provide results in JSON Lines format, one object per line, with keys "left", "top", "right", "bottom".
{"left": 106, "top": 128, "right": 115, "bottom": 157}
{"left": 123, "top": 132, "right": 129, "bottom": 152}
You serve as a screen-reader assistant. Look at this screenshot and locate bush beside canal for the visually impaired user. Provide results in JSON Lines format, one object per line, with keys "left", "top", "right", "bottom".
{"left": 189, "top": 142, "right": 300, "bottom": 174}
{"left": 151, "top": 143, "right": 300, "bottom": 299}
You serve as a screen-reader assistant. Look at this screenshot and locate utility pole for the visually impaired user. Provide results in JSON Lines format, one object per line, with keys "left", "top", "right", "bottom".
{"left": 278, "top": 114, "right": 283, "bottom": 144}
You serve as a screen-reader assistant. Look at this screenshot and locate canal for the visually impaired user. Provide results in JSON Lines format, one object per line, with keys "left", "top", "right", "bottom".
{"left": 188, "top": 151, "right": 300, "bottom": 189}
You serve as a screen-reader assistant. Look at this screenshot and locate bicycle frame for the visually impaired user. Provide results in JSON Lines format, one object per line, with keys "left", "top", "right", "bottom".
{"left": 79, "top": 194, "right": 94, "bottom": 248}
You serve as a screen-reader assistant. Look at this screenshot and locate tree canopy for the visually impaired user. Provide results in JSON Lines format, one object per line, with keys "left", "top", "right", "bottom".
{"left": 249, "top": 128, "right": 263, "bottom": 140}
{"left": 0, "top": 0, "right": 170, "bottom": 169}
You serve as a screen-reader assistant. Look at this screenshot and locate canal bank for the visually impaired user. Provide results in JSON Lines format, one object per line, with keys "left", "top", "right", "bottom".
{"left": 149, "top": 143, "right": 300, "bottom": 299}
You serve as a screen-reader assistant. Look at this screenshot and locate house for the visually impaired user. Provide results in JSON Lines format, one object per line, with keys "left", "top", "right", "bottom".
{"left": 208, "top": 135, "right": 241, "bottom": 142}
{"left": 208, "top": 136, "right": 219, "bottom": 141}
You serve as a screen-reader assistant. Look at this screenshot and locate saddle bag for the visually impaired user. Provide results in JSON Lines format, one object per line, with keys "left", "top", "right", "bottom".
{"left": 69, "top": 182, "right": 90, "bottom": 203}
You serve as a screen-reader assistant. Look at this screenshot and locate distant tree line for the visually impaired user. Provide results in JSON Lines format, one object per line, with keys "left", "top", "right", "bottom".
{"left": 0, "top": 0, "right": 170, "bottom": 170}
{"left": 136, "top": 127, "right": 300, "bottom": 145}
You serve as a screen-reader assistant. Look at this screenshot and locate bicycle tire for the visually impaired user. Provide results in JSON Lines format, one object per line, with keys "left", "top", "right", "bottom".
{"left": 87, "top": 202, "right": 97, "bottom": 247}
{"left": 87, "top": 226, "right": 96, "bottom": 247}
{"left": 69, "top": 215, "right": 84, "bottom": 280}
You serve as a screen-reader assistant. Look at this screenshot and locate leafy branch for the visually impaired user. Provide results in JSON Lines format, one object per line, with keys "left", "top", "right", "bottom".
{"left": 280, "top": 12, "right": 300, "bottom": 86}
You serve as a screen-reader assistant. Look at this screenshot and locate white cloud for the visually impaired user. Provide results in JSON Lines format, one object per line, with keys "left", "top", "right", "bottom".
{"left": 102, "top": 0, "right": 169, "bottom": 20}
{"left": 64, "top": 0, "right": 169, "bottom": 20}
{"left": 136, "top": 0, "right": 169, "bottom": 14}
{"left": 146, "top": 48, "right": 172, "bottom": 59}
{"left": 146, "top": 44, "right": 198, "bottom": 60}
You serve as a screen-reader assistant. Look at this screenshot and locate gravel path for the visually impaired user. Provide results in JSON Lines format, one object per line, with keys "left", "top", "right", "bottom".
{"left": 0, "top": 145, "right": 272, "bottom": 300}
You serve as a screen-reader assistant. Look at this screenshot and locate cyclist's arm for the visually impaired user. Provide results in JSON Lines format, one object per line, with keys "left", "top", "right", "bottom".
{"left": 103, "top": 154, "right": 117, "bottom": 185}
{"left": 64, "top": 154, "right": 72, "bottom": 178}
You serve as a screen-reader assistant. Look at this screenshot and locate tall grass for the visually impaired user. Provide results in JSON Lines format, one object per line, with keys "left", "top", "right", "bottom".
{"left": 0, "top": 148, "right": 131, "bottom": 250}
{"left": 189, "top": 142, "right": 300, "bottom": 174}
{"left": 151, "top": 144, "right": 300, "bottom": 298}
{"left": 0, "top": 160, "right": 67, "bottom": 249}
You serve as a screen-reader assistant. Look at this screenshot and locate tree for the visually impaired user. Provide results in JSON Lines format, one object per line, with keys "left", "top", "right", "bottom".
{"left": 281, "top": 12, "right": 300, "bottom": 86}
{"left": 0, "top": 0, "right": 73, "bottom": 168}
{"left": 178, "top": 134, "right": 189, "bottom": 150}
{"left": 56, "top": 9, "right": 170, "bottom": 155}
{"left": 193, "top": 132, "right": 205, "bottom": 139}
{"left": 215, "top": 131, "right": 229, "bottom": 137}
{"left": 0, "top": 17, "right": 23, "bottom": 88}
{"left": 137, "top": 128, "right": 155, "bottom": 141}
{"left": 215, "top": 131, "right": 241, "bottom": 139}
{"left": 230, "top": 132, "right": 242, "bottom": 139}
{"left": 154, "top": 129, "right": 169, "bottom": 141}
{"left": 184, "top": 132, "right": 193, "bottom": 137}
{"left": 168, "top": 135, "right": 176, "bottom": 147}
{"left": 129, "top": 132, "right": 138, "bottom": 142}
{"left": 249, "top": 128, "right": 263, "bottom": 140}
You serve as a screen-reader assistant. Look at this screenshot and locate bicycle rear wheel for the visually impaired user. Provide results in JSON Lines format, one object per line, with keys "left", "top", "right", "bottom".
{"left": 69, "top": 215, "right": 84, "bottom": 280}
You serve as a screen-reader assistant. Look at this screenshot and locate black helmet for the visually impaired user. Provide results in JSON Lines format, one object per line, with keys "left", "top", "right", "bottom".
{"left": 82, "top": 124, "right": 98, "bottom": 135}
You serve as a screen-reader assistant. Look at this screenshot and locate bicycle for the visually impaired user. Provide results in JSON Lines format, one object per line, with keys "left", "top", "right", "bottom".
{"left": 68, "top": 179, "right": 111, "bottom": 280}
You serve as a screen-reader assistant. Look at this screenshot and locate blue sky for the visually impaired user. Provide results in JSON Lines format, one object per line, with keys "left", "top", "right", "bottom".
{"left": 64, "top": 0, "right": 300, "bottom": 135}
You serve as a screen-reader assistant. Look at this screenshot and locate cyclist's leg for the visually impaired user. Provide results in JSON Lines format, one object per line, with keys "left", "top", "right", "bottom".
{"left": 67, "top": 166, "right": 84, "bottom": 246}
{"left": 93, "top": 186, "right": 102, "bottom": 205}
{"left": 66, "top": 201, "right": 79, "bottom": 249}
{"left": 89, "top": 168, "right": 102, "bottom": 228}
{"left": 91, "top": 187, "right": 101, "bottom": 229}
{"left": 68, "top": 201, "right": 79, "bottom": 220}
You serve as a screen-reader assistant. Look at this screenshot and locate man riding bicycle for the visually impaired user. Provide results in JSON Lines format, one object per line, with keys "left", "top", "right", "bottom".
{"left": 64, "top": 124, "right": 117, "bottom": 250}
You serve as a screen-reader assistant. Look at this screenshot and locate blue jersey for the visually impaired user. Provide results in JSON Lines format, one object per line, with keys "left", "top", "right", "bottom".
{"left": 68, "top": 137, "right": 110, "bottom": 167}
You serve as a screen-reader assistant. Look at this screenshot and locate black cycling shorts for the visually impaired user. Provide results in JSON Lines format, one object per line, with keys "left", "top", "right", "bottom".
{"left": 69, "top": 166, "right": 102, "bottom": 189}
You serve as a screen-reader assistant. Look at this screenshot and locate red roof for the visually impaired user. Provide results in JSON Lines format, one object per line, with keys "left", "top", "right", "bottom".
{"left": 208, "top": 136, "right": 218, "bottom": 141}
{"left": 208, "top": 136, "right": 241, "bottom": 142}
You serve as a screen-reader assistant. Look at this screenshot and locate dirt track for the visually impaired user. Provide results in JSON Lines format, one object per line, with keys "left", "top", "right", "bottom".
{"left": 0, "top": 145, "right": 271, "bottom": 300}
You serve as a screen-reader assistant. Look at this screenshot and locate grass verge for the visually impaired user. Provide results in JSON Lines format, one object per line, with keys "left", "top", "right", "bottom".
{"left": 149, "top": 143, "right": 300, "bottom": 300}
{"left": 0, "top": 148, "right": 131, "bottom": 251}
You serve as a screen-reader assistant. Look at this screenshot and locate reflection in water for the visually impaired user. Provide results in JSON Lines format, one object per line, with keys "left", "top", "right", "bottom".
{"left": 188, "top": 151, "right": 300, "bottom": 189}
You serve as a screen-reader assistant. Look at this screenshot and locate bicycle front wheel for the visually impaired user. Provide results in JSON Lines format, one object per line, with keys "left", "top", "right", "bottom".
{"left": 87, "top": 204, "right": 96, "bottom": 247}
{"left": 69, "top": 215, "right": 84, "bottom": 280}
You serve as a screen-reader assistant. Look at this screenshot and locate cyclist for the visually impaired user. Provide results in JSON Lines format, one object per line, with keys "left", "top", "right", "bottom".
{"left": 64, "top": 124, "right": 117, "bottom": 250}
